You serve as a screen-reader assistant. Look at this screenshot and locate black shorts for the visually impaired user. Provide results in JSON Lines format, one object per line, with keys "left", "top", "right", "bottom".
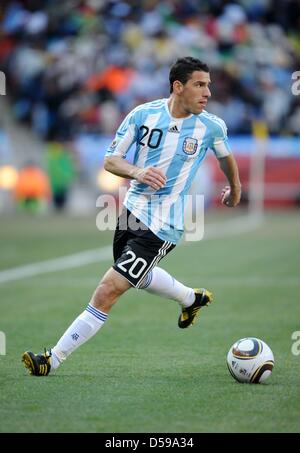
{"left": 113, "top": 208, "right": 176, "bottom": 288}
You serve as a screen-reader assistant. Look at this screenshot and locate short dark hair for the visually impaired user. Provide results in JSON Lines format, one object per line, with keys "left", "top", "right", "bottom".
{"left": 169, "top": 57, "right": 209, "bottom": 93}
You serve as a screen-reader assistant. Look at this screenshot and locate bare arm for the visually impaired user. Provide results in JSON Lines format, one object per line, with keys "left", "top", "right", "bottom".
{"left": 104, "top": 156, "right": 166, "bottom": 190}
{"left": 218, "top": 154, "right": 241, "bottom": 207}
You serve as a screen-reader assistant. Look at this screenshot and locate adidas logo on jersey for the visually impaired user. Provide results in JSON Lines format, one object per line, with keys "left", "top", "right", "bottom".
{"left": 168, "top": 125, "right": 180, "bottom": 133}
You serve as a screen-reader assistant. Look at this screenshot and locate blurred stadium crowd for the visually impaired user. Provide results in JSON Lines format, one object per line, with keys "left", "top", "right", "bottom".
{"left": 0, "top": 0, "right": 300, "bottom": 141}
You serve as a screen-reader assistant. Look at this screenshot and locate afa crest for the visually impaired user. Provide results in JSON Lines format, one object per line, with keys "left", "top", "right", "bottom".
{"left": 108, "top": 138, "right": 118, "bottom": 151}
{"left": 183, "top": 137, "right": 198, "bottom": 155}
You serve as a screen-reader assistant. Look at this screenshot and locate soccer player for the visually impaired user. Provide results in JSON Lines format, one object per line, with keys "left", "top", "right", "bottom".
{"left": 22, "top": 57, "right": 241, "bottom": 376}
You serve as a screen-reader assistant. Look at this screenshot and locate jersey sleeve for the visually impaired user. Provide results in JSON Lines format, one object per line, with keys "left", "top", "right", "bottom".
{"left": 211, "top": 118, "right": 232, "bottom": 158}
{"left": 105, "top": 109, "right": 138, "bottom": 159}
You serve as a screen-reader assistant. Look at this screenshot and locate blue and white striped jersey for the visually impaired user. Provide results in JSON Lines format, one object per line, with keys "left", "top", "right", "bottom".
{"left": 105, "top": 98, "right": 231, "bottom": 244}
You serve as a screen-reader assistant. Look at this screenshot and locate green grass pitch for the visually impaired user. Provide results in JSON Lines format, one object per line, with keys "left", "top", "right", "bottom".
{"left": 0, "top": 211, "right": 300, "bottom": 433}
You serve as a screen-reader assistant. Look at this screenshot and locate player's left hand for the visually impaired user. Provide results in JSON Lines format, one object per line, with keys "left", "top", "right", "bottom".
{"left": 221, "top": 185, "right": 241, "bottom": 207}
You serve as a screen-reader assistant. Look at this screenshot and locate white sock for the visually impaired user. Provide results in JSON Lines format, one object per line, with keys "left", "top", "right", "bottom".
{"left": 140, "top": 267, "right": 195, "bottom": 307}
{"left": 50, "top": 304, "right": 108, "bottom": 370}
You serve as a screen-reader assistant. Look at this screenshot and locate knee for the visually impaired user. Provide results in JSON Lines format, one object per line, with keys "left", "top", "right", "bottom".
{"left": 91, "top": 278, "right": 126, "bottom": 310}
{"left": 94, "top": 280, "right": 116, "bottom": 302}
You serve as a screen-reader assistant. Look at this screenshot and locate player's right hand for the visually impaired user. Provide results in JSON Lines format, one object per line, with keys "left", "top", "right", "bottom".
{"left": 134, "top": 166, "right": 166, "bottom": 190}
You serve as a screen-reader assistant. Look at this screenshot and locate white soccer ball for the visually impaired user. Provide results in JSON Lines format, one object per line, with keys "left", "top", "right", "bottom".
{"left": 226, "top": 337, "right": 274, "bottom": 384}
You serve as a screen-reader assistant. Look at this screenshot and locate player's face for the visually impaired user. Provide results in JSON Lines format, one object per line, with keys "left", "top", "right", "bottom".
{"left": 178, "top": 71, "right": 211, "bottom": 115}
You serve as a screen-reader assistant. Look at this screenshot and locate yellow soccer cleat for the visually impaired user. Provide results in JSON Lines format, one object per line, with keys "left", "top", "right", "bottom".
{"left": 178, "top": 288, "right": 213, "bottom": 329}
{"left": 22, "top": 349, "right": 51, "bottom": 376}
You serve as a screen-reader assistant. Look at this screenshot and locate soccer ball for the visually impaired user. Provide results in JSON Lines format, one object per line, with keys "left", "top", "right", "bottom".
{"left": 226, "top": 337, "right": 274, "bottom": 384}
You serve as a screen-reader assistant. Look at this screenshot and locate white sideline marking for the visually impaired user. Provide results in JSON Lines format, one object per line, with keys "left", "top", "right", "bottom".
{"left": 0, "top": 246, "right": 111, "bottom": 284}
{"left": 0, "top": 214, "right": 262, "bottom": 284}
{"left": 15, "top": 275, "right": 299, "bottom": 288}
